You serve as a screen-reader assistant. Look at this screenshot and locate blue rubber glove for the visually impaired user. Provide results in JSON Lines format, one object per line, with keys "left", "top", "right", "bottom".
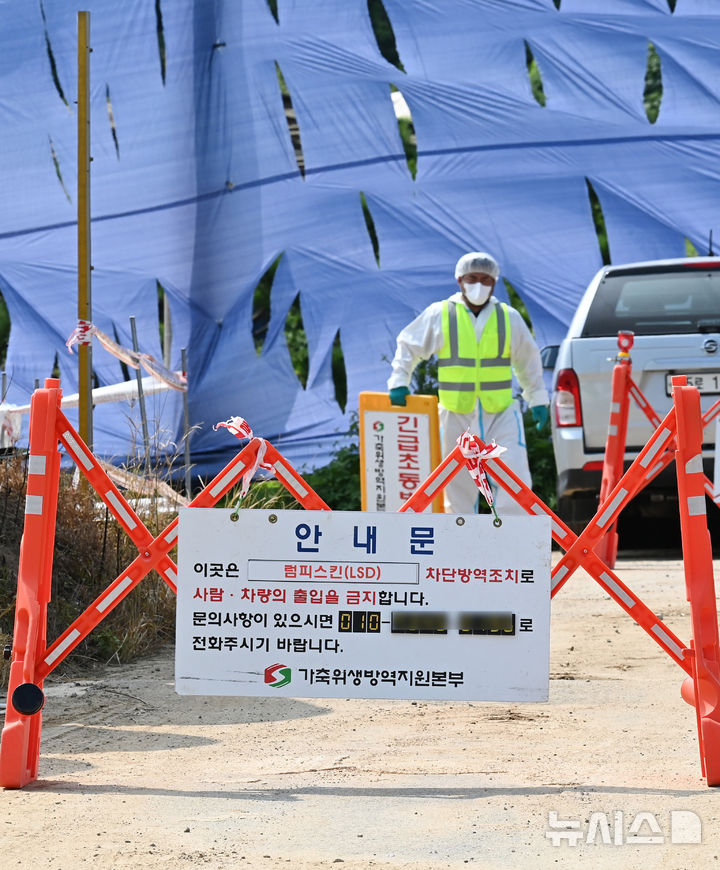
{"left": 531, "top": 404, "right": 550, "bottom": 432}
{"left": 389, "top": 386, "right": 410, "bottom": 407}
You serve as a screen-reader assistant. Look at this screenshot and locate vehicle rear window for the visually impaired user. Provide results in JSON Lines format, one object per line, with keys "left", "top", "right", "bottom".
{"left": 582, "top": 266, "right": 720, "bottom": 337}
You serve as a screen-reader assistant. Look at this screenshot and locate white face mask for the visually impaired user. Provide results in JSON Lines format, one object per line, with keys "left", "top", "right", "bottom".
{"left": 462, "top": 280, "right": 493, "bottom": 306}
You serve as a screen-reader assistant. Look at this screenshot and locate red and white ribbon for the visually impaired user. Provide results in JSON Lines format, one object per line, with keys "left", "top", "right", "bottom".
{"left": 214, "top": 416, "right": 272, "bottom": 497}
{"left": 214, "top": 416, "right": 253, "bottom": 440}
{"left": 65, "top": 319, "right": 93, "bottom": 351}
{"left": 457, "top": 431, "right": 507, "bottom": 508}
{"left": 66, "top": 321, "right": 187, "bottom": 391}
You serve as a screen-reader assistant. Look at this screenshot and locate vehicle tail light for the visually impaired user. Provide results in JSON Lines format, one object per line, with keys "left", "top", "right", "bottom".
{"left": 553, "top": 368, "right": 582, "bottom": 427}
{"left": 684, "top": 261, "right": 720, "bottom": 269}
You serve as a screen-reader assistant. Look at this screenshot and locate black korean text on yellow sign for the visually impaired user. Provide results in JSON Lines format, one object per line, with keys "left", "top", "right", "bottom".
{"left": 358, "top": 391, "right": 442, "bottom": 512}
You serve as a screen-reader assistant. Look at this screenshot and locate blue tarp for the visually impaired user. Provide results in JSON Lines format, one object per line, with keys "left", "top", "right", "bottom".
{"left": 1, "top": 0, "right": 719, "bottom": 474}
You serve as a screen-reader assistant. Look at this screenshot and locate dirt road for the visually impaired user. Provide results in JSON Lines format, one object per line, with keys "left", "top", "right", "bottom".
{"left": 3, "top": 557, "right": 720, "bottom": 869}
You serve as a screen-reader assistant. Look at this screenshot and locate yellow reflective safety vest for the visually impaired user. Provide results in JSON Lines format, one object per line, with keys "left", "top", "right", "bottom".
{"left": 437, "top": 300, "right": 513, "bottom": 414}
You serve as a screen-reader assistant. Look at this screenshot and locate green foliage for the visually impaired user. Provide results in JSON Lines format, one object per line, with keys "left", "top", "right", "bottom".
{"left": 360, "top": 192, "right": 380, "bottom": 265}
{"left": 331, "top": 330, "right": 348, "bottom": 412}
{"left": 411, "top": 357, "right": 438, "bottom": 396}
{"left": 367, "top": 0, "right": 404, "bottom": 71}
{"left": 284, "top": 294, "right": 309, "bottom": 387}
{"left": 644, "top": 43, "right": 662, "bottom": 123}
{"left": 586, "top": 179, "right": 611, "bottom": 265}
{"left": 525, "top": 42, "right": 546, "bottom": 107}
{"left": 304, "top": 415, "right": 361, "bottom": 510}
{"left": 503, "top": 280, "right": 532, "bottom": 329}
{"left": 397, "top": 117, "right": 417, "bottom": 179}
{"left": 265, "top": 0, "right": 279, "bottom": 24}
{"left": 291, "top": 353, "right": 557, "bottom": 513}
{"left": 523, "top": 410, "right": 557, "bottom": 510}
{"left": 252, "top": 255, "right": 282, "bottom": 355}
{"left": 0, "top": 456, "right": 177, "bottom": 683}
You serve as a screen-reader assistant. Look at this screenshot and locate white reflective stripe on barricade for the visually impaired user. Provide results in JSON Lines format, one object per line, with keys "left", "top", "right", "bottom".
{"left": 27, "top": 456, "right": 46, "bottom": 475}
{"left": 24, "top": 495, "right": 43, "bottom": 515}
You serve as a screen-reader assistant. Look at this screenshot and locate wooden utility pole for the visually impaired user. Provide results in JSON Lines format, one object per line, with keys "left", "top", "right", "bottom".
{"left": 77, "top": 11, "right": 93, "bottom": 448}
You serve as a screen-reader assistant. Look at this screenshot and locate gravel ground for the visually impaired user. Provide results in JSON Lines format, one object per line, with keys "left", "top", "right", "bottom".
{"left": 2, "top": 556, "right": 720, "bottom": 869}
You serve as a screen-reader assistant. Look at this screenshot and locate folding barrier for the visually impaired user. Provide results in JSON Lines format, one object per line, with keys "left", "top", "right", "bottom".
{"left": 399, "top": 376, "right": 720, "bottom": 785}
{"left": 597, "top": 331, "right": 720, "bottom": 567}
{"left": 3, "top": 376, "right": 719, "bottom": 786}
{"left": 0, "top": 379, "right": 330, "bottom": 789}
{"left": 674, "top": 380, "right": 720, "bottom": 786}
{"left": 595, "top": 331, "right": 634, "bottom": 567}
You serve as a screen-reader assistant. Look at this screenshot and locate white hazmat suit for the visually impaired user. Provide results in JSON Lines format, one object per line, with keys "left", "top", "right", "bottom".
{"left": 388, "top": 291, "right": 548, "bottom": 516}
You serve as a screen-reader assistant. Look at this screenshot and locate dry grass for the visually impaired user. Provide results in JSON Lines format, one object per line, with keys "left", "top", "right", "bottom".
{"left": 0, "top": 453, "right": 177, "bottom": 686}
{"left": 0, "top": 451, "right": 310, "bottom": 690}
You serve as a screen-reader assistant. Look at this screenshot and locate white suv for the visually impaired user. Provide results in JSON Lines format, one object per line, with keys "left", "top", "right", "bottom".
{"left": 549, "top": 257, "right": 720, "bottom": 532}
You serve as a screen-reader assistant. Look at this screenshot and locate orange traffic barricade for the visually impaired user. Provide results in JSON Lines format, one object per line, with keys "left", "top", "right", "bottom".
{"left": 3, "top": 375, "right": 720, "bottom": 787}
{"left": 597, "top": 332, "right": 720, "bottom": 568}
{"left": 0, "top": 379, "right": 330, "bottom": 788}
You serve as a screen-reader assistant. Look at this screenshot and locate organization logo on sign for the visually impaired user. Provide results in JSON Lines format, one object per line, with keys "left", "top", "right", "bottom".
{"left": 373, "top": 421, "right": 384, "bottom": 431}
{"left": 264, "top": 663, "right": 292, "bottom": 688}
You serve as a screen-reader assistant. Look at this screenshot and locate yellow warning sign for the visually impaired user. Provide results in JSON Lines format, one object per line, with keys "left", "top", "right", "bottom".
{"left": 358, "top": 391, "right": 442, "bottom": 513}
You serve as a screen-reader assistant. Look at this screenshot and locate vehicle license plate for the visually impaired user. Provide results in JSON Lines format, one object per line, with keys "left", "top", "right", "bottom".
{"left": 666, "top": 372, "right": 720, "bottom": 395}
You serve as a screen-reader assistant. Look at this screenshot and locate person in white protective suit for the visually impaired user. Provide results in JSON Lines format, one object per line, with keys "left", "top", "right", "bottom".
{"left": 387, "top": 252, "right": 550, "bottom": 515}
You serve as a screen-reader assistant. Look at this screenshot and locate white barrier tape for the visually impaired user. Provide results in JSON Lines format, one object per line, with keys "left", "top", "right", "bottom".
{"left": 44, "top": 630, "right": 81, "bottom": 667}
{"left": 457, "top": 432, "right": 501, "bottom": 508}
{"left": 27, "top": 455, "right": 46, "bottom": 475}
{"left": 610, "top": 402, "right": 620, "bottom": 413}
{"left": 137, "top": 353, "right": 187, "bottom": 392}
{"left": 214, "top": 417, "right": 273, "bottom": 499}
{"left": 66, "top": 322, "right": 186, "bottom": 391}
{"left": 163, "top": 525, "right": 179, "bottom": 544}
{"left": 243, "top": 441, "right": 272, "bottom": 497}
{"left": 93, "top": 328, "right": 139, "bottom": 367}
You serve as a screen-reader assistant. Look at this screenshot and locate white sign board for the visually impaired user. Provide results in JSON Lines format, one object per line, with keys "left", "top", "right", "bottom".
{"left": 175, "top": 509, "right": 551, "bottom": 701}
{"left": 362, "top": 408, "right": 434, "bottom": 511}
